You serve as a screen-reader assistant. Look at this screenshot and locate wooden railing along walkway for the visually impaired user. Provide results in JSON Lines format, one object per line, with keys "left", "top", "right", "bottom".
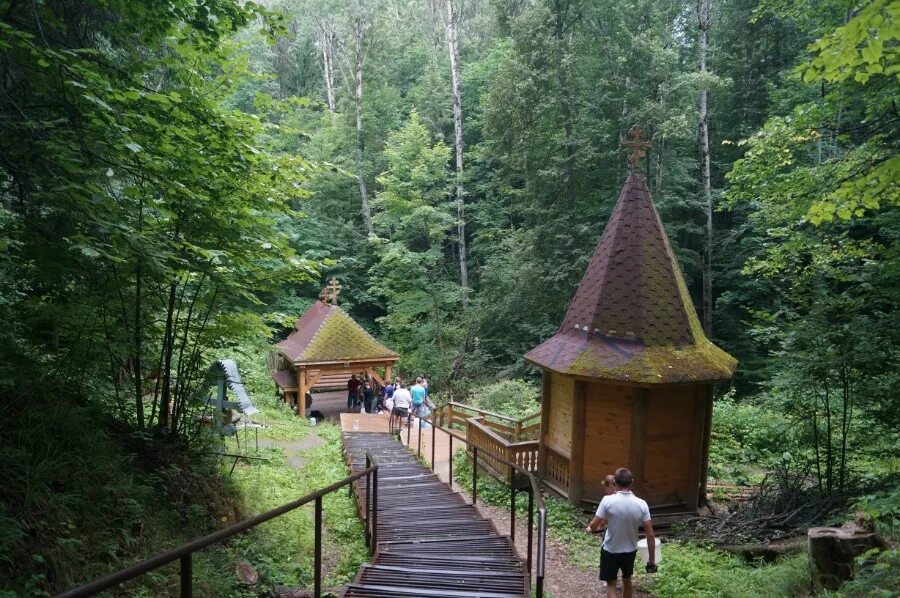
{"left": 433, "top": 402, "right": 541, "bottom": 485}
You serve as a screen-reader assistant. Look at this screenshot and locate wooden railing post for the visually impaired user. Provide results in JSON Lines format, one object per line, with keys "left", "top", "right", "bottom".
{"left": 180, "top": 555, "right": 192, "bottom": 598}
{"left": 314, "top": 496, "right": 322, "bottom": 598}
{"left": 509, "top": 463, "right": 516, "bottom": 544}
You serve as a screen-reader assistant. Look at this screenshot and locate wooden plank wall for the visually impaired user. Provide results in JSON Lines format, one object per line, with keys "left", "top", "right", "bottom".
{"left": 545, "top": 374, "right": 574, "bottom": 455}
{"left": 582, "top": 383, "right": 633, "bottom": 499}
{"left": 642, "top": 385, "right": 700, "bottom": 507}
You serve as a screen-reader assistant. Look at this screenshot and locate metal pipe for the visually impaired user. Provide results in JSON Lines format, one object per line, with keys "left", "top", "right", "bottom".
{"left": 180, "top": 555, "right": 191, "bottom": 598}
{"left": 371, "top": 467, "right": 378, "bottom": 554}
{"left": 536, "top": 508, "right": 547, "bottom": 598}
{"left": 472, "top": 447, "right": 478, "bottom": 505}
{"left": 314, "top": 496, "right": 322, "bottom": 598}
{"left": 448, "top": 435, "right": 453, "bottom": 484}
{"left": 527, "top": 486, "right": 534, "bottom": 574}
{"left": 509, "top": 464, "right": 516, "bottom": 545}
{"left": 365, "top": 455, "right": 371, "bottom": 548}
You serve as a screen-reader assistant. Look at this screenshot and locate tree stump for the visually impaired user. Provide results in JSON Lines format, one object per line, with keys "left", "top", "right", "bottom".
{"left": 808, "top": 525, "right": 888, "bottom": 591}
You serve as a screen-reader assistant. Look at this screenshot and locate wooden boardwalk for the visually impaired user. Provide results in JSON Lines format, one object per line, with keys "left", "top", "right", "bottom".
{"left": 342, "top": 430, "right": 526, "bottom": 597}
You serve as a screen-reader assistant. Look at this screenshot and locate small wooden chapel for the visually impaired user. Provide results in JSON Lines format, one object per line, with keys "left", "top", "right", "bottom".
{"left": 526, "top": 129, "right": 737, "bottom": 513}
{"left": 270, "top": 280, "right": 399, "bottom": 417}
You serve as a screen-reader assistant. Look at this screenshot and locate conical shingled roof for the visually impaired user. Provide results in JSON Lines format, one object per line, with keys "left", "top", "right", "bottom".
{"left": 525, "top": 172, "right": 737, "bottom": 384}
{"left": 276, "top": 301, "right": 399, "bottom": 364}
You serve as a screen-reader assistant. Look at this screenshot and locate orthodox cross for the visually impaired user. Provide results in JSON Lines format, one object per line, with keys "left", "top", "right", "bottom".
{"left": 620, "top": 126, "right": 652, "bottom": 171}
{"left": 320, "top": 278, "right": 342, "bottom": 305}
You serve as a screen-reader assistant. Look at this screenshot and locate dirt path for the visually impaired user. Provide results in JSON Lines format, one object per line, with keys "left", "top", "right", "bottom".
{"left": 472, "top": 498, "right": 650, "bottom": 598}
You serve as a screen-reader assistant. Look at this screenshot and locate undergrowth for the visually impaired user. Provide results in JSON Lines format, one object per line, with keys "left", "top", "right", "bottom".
{"left": 451, "top": 452, "right": 810, "bottom": 597}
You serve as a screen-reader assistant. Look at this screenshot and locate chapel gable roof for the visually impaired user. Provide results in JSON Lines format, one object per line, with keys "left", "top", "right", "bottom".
{"left": 276, "top": 300, "right": 399, "bottom": 365}
{"left": 525, "top": 172, "right": 737, "bottom": 384}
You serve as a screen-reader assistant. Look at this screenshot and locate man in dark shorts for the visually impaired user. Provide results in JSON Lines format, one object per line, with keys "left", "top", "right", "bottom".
{"left": 586, "top": 468, "right": 656, "bottom": 598}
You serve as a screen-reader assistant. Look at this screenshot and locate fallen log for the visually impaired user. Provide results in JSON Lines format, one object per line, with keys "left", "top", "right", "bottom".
{"left": 808, "top": 525, "right": 888, "bottom": 591}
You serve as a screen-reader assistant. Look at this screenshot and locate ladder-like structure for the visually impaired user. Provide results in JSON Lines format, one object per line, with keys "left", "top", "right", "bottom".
{"left": 343, "top": 433, "right": 526, "bottom": 597}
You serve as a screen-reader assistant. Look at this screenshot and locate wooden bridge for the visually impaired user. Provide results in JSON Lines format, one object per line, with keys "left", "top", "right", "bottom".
{"left": 339, "top": 412, "right": 545, "bottom": 597}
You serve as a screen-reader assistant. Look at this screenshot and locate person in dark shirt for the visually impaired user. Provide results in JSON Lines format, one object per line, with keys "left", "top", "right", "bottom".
{"left": 347, "top": 374, "right": 361, "bottom": 411}
{"left": 362, "top": 382, "right": 376, "bottom": 413}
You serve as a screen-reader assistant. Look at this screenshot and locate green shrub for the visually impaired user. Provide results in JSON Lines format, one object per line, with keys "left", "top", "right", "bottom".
{"left": 649, "top": 542, "right": 808, "bottom": 597}
{"left": 709, "top": 392, "right": 792, "bottom": 484}
{"left": 466, "top": 379, "right": 540, "bottom": 421}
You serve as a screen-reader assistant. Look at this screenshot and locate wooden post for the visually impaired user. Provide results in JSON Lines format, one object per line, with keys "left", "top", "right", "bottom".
{"left": 537, "top": 371, "right": 551, "bottom": 478}
{"left": 697, "top": 385, "right": 714, "bottom": 506}
{"left": 296, "top": 367, "right": 307, "bottom": 418}
{"left": 629, "top": 389, "right": 649, "bottom": 495}
{"left": 384, "top": 364, "right": 392, "bottom": 385}
{"left": 514, "top": 420, "right": 522, "bottom": 442}
{"left": 686, "top": 386, "right": 708, "bottom": 510}
{"left": 569, "top": 380, "right": 587, "bottom": 505}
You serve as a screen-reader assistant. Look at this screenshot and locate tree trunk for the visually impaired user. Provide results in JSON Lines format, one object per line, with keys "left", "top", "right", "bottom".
{"left": 444, "top": 0, "right": 468, "bottom": 305}
{"left": 320, "top": 22, "right": 337, "bottom": 118}
{"left": 808, "top": 526, "right": 888, "bottom": 592}
{"left": 133, "top": 194, "right": 145, "bottom": 430}
{"left": 355, "top": 17, "right": 373, "bottom": 235}
{"left": 697, "top": 0, "right": 714, "bottom": 337}
{"left": 554, "top": 0, "right": 576, "bottom": 210}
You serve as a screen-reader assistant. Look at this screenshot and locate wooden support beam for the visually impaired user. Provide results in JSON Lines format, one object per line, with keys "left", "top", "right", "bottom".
{"left": 687, "top": 386, "right": 708, "bottom": 510}
{"left": 697, "top": 384, "right": 715, "bottom": 506}
{"left": 366, "top": 367, "right": 385, "bottom": 387}
{"left": 569, "top": 380, "right": 587, "bottom": 505}
{"left": 629, "top": 389, "right": 649, "bottom": 495}
{"left": 296, "top": 367, "right": 307, "bottom": 418}
{"left": 537, "top": 371, "right": 551, "bottom": 478}
{"left": 384, "top": 364, "right": 392, "bottom": 384}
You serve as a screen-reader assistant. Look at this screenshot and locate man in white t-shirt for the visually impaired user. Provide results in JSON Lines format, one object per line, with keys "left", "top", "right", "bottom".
{"left": 585, "top": 468, "right": 656, "bottom": 598}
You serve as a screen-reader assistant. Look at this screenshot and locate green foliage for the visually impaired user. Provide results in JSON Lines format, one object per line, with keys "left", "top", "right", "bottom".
{"left": 226, "top": 422, "right": 366, "bottom": 589}
{"left": 709, "top": 392, "right": 793, "bottom": 484}
{"left": 649, "top": 542, "right": 808, "bottom": 597}
{"left": 466, "top": 379, "right": 541, "bottom": 421}
{"left": 851, "top": 486, "right": 900, "bottom": 542}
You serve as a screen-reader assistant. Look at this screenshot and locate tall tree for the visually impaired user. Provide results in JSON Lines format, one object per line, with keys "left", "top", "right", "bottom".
{"left": 354, "top": 11, "right": 374, "bottom": 234}
{"left": 436, "top": 0, "right": 470, "bottom": 304}
{"left": 319, "top": 19, "right": 338, "bottom": 117}
{"left": 697, "top": 0, "right": 714, "bottom": 336}
{"left": 554, "top": 0, "right": 576, "bottom": 210}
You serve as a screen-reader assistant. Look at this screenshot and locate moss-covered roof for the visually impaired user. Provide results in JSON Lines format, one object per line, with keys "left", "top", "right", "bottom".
{"left": 275, "top": 300, "right": 399, "bottom": 365}
{"left": 525, "top": 172, "right": 737, "bottom": 384}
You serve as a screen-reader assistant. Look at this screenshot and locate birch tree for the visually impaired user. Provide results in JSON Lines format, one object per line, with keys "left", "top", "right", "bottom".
{"left": 433, "top": 0, "right": 469, "bottom": 304}
{"left": 697, "top": 0, "right": 713, "bottom": 336}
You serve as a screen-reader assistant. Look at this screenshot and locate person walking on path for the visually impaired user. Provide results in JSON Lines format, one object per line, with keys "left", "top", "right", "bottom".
{"left": 410, "top": 377, "right": 427, "bottom": 420}
{"left": 347, "top": 374, "right": 361, "bottom": 412}
{"left": 391, "top": 383, "right": 412, "bottom": 430}
{"left": 586, "top": 468, "right": 656, "bottom": 598}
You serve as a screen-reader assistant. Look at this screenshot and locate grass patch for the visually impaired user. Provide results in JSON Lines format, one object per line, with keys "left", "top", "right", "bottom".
{"left": 220, "top": 405, "right": 367, "bottom": 592}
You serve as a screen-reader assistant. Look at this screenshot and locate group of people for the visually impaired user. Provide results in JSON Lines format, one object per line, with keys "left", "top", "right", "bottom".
{"left": 586, "top": 467, "right": 657, "bottom": 598}
{"left": 346, "top": 373, "right": 430, "bottom": 420}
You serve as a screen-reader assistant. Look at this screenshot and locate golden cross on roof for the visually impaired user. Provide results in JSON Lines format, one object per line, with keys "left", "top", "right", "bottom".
{"left": 620, "top": 126, "right": 652, "bottom": 171}
{"left": 319, "top": 278, "right": 342, "bottom": 305}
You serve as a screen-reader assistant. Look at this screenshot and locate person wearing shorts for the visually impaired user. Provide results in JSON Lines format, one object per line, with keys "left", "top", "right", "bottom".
{"left": 586, "top": 468, "right": 656, "bottom": 598}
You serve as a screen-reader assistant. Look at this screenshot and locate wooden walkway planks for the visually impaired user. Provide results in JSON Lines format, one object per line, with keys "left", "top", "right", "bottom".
{"left": 342, "top": 432, "right": 526, "bottom": 597}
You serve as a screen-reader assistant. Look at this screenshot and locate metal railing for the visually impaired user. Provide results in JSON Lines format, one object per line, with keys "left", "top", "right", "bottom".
{"left": 401, "top": 407, "right": 548, "bottom": 597}
{"left": 57, "top": 452, "right": 380, "bottom": 598}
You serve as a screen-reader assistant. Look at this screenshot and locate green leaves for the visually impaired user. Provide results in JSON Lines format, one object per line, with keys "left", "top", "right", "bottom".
{"left": 801, "top": 0, "right": 900, "bottom": 85}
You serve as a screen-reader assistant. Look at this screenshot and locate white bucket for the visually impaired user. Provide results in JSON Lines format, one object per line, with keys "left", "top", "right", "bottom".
{"left": 309, "top": 417, "right": 317, "bottom": 426}
{"left": 637, "top": 538, "right": 662, "bottom": 565}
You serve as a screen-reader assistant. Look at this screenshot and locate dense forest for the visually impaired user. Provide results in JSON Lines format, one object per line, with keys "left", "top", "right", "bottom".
{"left": 1, "top": 0, "right": 897, "bottom": 595}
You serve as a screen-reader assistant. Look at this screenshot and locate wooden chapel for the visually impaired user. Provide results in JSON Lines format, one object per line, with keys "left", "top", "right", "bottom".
{"left": 270, "top": 280, "right": 399, "bottom": 417}
{"left": 525, "top": 130, "right": 737, "bottom": 513}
